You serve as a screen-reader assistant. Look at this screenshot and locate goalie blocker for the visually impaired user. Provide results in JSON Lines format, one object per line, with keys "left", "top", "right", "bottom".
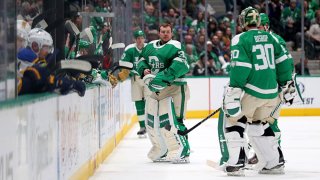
{"left": 145, "top": 97, "right": 190, "bottom": 163}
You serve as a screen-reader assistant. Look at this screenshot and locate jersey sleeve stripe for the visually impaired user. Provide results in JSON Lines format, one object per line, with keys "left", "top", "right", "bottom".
{"left": 245, "top": 83, "right": 278, "bottom": 94}
{"left": 234, "top": 62, "right": 252, "bottom": 68}
{"left": 275, "top": 55, "right": 288, "bottom": 64}
{"left": 119, "top": 61, "right": 133, "bottom": 69}
{"left": 173, "top": 57, "right": 185, "bottom": 62}
{"left": 287, "top": 54, "right": 292, "bottom": 58}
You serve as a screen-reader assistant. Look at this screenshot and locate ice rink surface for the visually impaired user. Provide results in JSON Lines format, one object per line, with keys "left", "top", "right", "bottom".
{"left": 90, "top": 116, "right": 320, "bottom": 180}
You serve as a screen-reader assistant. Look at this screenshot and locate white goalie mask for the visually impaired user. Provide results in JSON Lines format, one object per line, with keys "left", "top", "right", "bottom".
{"left": 27, "top": 28, "right": 54, "bottom": 54}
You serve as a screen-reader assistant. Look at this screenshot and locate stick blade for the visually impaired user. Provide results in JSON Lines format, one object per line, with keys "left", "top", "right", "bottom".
{"left": 58, "top": 60, "right": 92, "bottom": 74}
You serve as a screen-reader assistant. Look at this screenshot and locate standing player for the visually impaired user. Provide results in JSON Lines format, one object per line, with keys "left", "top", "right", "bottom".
{"left": 246, "top": 13, "right": 295, "bottom": 164}
{"left": 219, "top": 7, "right": 293, "bottom": 176}
{"left": 118, "top": 30, "right": 149, "bottom": 137}
{"left": 137, "top": 23, "right": 190, "bottom": 163}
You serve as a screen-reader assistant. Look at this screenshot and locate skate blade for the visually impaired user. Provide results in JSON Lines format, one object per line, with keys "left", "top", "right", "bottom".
{"left": 259, "top": 166, "right": 285, "bottom": 175}
{"left": 152, "top": 158, "right": 170, "bottom": 163}
{"left": 138, "top": 134, "right": 147, "bottom": 138}
{"left": 227, "top": 169, "right": 245, "bottom": 176}
{"left": 171, "top": 157, "right": 190, "bottom": 164}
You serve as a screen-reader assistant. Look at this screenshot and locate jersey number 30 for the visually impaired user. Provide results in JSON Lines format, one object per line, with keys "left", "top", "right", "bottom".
{"left": 252, "top": 44, "right": 275, "bottom": 70}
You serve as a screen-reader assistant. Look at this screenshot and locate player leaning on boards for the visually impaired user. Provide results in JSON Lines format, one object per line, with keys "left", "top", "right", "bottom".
{"left": 118, "top": 30, "right": 150, "bottom": 137}
{"left": 219, "top": 7, "right": 293, "bottom": 176}
{"left": 137, "top": 22, "right": 191, "bottom": 163}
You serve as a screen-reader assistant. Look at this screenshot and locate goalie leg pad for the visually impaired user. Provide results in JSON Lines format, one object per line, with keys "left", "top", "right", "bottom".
{"left": 158, "top": 97, "right": 190, "bottom": 163}
{"left": 248, "top": 123, "right": 284, "bottom": 170}
{"left": 145, "top": 97, "right": 168, "bottom": 161}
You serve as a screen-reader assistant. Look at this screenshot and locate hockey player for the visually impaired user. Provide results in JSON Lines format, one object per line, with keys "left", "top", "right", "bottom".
{"left": 220, "top": 7, "right": 293, "bottom": 176}
{"left": 246, "top": 13, "right": 295, "bottom": 165}
{"left": 18, "top": 28, "right": 86, "bottom": 96}
{"left": 118, "top": 30, "right": 150, "bottom": 137}
{"left": 137, "top": 23, "right": 190, "bottom": 163}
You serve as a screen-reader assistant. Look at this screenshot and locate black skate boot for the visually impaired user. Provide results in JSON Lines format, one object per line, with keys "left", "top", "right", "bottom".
{"left": 248, "top": 153, "right": 259, "bottom": 165}
{"left": 137, "top": 127, "right": 146, "bottom": 138}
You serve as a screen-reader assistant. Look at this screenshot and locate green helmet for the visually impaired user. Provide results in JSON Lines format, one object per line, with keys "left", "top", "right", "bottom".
{"left": 239, "top": 7, "right": 260, "bottom": 29}
{"left": 259, "top": 13, "right": 269, "bottom": 26}
{"left": 133, "top": 30, "right": 145, "bottom": 38}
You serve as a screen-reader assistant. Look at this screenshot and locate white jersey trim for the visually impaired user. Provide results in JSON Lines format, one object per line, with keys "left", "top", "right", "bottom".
{"left": 234, "top": 61, "right": 252, "bottom": 68}
{"left": 275, "top": 54, "right": 287, "bottom": 64}
{"left": 245, "top": 83, "right": 278, "bottom": 94}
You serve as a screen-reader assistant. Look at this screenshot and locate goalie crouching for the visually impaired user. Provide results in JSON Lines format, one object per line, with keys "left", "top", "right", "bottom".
{"left": 137, "top": 23, "right": 191, "bottom": 163}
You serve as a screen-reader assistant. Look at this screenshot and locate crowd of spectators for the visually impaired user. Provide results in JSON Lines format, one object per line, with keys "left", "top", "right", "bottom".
{"left": 16, "top": 0, "right": 320, "bottom": 78}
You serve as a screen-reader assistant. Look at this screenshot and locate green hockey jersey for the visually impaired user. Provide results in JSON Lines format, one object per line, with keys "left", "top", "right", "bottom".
{"left": 119, "top": 43, "right": 146, "bottom": 75}
{"left": 229, "top": 29, "right": 292, "bottom": 99}
{"left": 270, "top": 31, "right": 294, "bottom": 84}
{"left": 137, "top": 39, "right": 189, "bottom": 85}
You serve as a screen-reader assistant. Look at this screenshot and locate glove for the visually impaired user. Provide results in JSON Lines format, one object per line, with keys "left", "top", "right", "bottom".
{"left": 118, "top": 69, "right": 130, "bottom": 81}
{"left": 280, "top": 80, "right": 296, "bottom": 105}
{"left": 108, "top": 73, "right": 118, "bottom": 88}
{"left": 142, "top": 74, "right": 155, "bottom": 86}
{"left": 223, "top": 86, "right": 243, "bottom": 117}
{"left": 148, "top": 78, "right": 168, "bottom": 93}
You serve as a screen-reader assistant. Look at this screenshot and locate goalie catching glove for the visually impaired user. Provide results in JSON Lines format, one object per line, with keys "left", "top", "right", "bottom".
{"left": 223, "top": 86, "right": 243, "bottom": 118}
{"left": 143, "top": 74, "right": 168, "bottom": 93}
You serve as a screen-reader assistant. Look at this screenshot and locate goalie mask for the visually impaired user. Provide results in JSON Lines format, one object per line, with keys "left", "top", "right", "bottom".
{"left": 239, "top": 7, "right": 260, "bottom": 29}
{"left": 28, "top": 28, "right": 54, "bottom": 55}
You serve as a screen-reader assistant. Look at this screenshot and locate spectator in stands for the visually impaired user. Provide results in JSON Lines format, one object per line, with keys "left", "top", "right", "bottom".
{"left": 192, "top": 54, "right": 214, "bottom": 76}
{"left": 224, "top": 0, "right": 234, "bottom": 12}
{"left": 191, "top": 11, "right": 205, "bottom": 32}
{"left": 168, "top": 0, "right": 186, "bottom": 13}
{"left": 207, "top": 18, "right": 218, "bottom": 38}
{"left": 185, "top": 44, "right": 199, "bottom": 75}
{"left": 306, "top": 11, "right": 320, "bottom": 57}
{"left": 186, "top": 0, "right": 198, "bottom": 18}
{"left": 144, "top": 3, "right": 158, "bottom": 31}
{"left": 199, "top": 41, "right": 223, "bottom": 75}
{"left": 164, "top": 8, "right": 177, "bottom": 26}
{"left": 195, "top": 34, "right": 206, "bottom": 54}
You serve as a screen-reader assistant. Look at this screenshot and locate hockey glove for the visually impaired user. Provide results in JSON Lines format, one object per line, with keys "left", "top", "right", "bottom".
{"left": 280, "top": 80, "right": 296, "bottom": 105}
{"left": 108, "top": 73, "right": 118, "bottom": 88}
{"left": 148, "top": 78, "right": 167, "bottom": 93}
{"left": 223, "top": 86, "right": 243, "bottom": 117}
{"left": 118, "top": 69, "right": 130, "bottom": 81}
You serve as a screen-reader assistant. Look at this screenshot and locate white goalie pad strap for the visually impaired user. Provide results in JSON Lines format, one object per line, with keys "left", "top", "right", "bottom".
{"left": 142, "top": 74, "right": 155, "bottom": 86}
{"left": 224, "top": 131, "right": 247, "bottom": 165}
{"left": 223, "top": 87, "right": 243, "bottom": 117}
{"left": 248, "top": 136, "right": 281, "bottom": 169}
{"left": 158, "top": 97, "right": 185, "bottom": 161}
{"left": 145, "top": 97, "right": 167, "bottom": 161}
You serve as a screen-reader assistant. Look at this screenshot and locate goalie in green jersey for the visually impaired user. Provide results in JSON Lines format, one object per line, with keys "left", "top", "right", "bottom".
{"left": 137, "top": 23, "right": 190, "bottom": 164}
{"left": 218, "top": 7, "right": 294, "bottom": 176}
{"left": 118, "top": 30, "right": 151, "bottom": 137}
{"left": 244, "top": 13, "right": 296, "bottom": 165}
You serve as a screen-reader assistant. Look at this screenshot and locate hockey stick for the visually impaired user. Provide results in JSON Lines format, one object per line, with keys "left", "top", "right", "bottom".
{"left": 57, "top": 59, "right": 92, "bottom": 74}
{"left": 164, "top": 107, "right": 221, "bottom": 136}
{"left": 110, "top": 61, "right": 133, "bottom": 74}
{"left": 65, "top": 20, "right": 80, "bottom": 58}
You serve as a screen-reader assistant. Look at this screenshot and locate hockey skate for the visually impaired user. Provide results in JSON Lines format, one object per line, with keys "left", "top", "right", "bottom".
{"left": 225, "top": 164, "right": 245, "bottom": 176}
{"left": 171, "top": 156, "right": 190, "bottom": 164}
{"left": 259, "top": 163, "right": 285, "bottom": 174}
{"left": 137, "top": 127, "right": 147, "bottom": 138}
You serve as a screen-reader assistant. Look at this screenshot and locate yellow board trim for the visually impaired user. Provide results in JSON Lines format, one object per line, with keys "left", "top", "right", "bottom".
{"left": 69, "top": 115, "right": 138, "bottom": 180}
{"left": 186, "top": 108, "right": 320, "bottom": 119}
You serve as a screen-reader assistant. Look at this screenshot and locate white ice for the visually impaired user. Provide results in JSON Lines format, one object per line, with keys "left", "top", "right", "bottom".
{"left": 90, "top": 116, "right": 320, "bottom": 180}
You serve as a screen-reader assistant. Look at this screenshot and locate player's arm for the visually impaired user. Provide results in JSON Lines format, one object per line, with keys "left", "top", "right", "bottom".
{"left": 118, "top": 49, "right": 132, "bottom": 81}
{"left": 229, "top": 41, "right": 251, "bottom": 89}
{"left": 136, "top": 48, "right": 151, "bottom": 78}
{"left": 156, "top": 49, "right": 190, "bottom": 84}
{"left": 273, "top": 37, "right": 292, "bottom": 86}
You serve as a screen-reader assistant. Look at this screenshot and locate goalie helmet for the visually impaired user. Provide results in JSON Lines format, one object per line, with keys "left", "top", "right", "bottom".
{"left": 239, "top": 7, "right": 260, "bottom": 29}
{"left": 27, "top": 28, "right": 54, "bottom": 54}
